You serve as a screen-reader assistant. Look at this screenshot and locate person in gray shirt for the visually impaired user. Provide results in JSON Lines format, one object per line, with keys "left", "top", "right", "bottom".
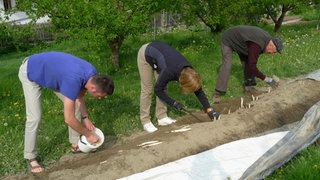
{"left": 213, "top": 25, "right": 283, "bottom": 104}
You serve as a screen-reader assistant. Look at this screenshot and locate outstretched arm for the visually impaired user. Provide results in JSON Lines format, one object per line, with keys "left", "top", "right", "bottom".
{"left": 76, "top": 90, "right": 95, "bottom": 130}
{"left": 64, "top": 96, "right": 98, "bottom": 143}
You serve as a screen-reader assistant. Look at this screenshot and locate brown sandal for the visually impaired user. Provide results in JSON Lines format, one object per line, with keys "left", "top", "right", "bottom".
{"left": 71, "top": 144, "right": 97, "bottom": 154}
{"left": 27, "top": 159, "right": 44, "bottom": 174}
{"left": 71, "top": 145, "right": 82, "bottom": 154}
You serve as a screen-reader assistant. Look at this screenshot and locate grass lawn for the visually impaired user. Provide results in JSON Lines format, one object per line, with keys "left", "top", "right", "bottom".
{"left": 0, "top": 21, "right": 320, "bottom": 178}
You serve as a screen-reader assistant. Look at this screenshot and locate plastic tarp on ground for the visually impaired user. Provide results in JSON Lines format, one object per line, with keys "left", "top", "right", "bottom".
{"left": 240, "top": 70, "right": 320, "bottom": 179}
{"left": 119, "top": 70, "right": 320, "bottom": 180}
{"left": 240, "top": 101, "right": 320, "bottom": 179}
{"left": 119, "top": 131, "right": 289, "bottom": 180}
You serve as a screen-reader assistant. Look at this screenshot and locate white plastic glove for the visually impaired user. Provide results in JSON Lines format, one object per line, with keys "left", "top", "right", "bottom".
{"left": 264, "top": 77, "right": 278, "bottom": 88}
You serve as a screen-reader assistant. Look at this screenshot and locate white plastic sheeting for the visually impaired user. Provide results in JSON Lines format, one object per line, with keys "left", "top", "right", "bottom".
{"left": 119, "top": 131, "right": 289, "bottom": 180}
{"left": 239, "top": 70, "right": 320, "bottom": 179}
{"left": 120, "top": 70, "right": 320, "bottom": 180}
{"left": 240, "top": 100, "right": 320, "bottom": 179}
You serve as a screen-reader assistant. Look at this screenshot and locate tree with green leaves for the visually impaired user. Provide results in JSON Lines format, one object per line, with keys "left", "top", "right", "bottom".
{"left": 16, "top": 0, "right": 168, "bottom": 68}
{"left": 249, "top": 0, "right": 319, "bottom": 33}
{"left": 173, "top": 0, "right": 245, "bottom": 34}
{"left": 171, "top": 0, "right": 319, "bottom": 35}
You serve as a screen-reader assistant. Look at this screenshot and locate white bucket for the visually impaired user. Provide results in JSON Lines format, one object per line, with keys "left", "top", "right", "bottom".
{"left": 78, "top": 128, "right": 105, "bottom": 153}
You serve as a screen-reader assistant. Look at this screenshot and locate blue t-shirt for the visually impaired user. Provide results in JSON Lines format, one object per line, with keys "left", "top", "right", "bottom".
{"left": 27, "top": 52, "right": 97, "bottom": 101}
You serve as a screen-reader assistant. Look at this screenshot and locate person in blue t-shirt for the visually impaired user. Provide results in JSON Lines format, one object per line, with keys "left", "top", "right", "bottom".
{"left": 18, "top": 52, "right": 114, "bottom": 174}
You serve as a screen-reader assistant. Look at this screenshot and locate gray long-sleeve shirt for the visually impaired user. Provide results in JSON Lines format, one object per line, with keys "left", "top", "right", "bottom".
{"left": 222, "top": 25, "right": 272, "bottom": 80}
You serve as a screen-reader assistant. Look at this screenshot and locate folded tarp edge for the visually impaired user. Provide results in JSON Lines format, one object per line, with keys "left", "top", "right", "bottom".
{"left": 240, "top": 100, "right": 320, "bottom": 180}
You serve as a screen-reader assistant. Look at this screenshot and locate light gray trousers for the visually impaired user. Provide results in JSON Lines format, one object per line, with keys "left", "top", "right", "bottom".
{"left": 215, "top": 43, "right": 233, "bottom": 93}
{"left": 137, "top": 43, "right": 167, "bottom": 125}
{"left": 18, "top": 58, "right": 81, "bottom": 160}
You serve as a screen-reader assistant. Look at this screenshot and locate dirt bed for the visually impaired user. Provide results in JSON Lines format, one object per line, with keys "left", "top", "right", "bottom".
{"left": 4, "top": 78, "right": 320, "bottom": 180}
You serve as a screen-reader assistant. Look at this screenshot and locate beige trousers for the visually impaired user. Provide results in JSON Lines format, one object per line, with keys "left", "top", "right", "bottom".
{"left": 137, "top": 43, "right": 167, "bottom": 125}
{"left": 18, "top": 58, "right": 81, "bottom": 159}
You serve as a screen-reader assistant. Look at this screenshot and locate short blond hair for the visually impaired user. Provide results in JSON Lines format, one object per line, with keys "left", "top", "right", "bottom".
{"left": 179, "top": 67, "right": 202, "bottom": 93}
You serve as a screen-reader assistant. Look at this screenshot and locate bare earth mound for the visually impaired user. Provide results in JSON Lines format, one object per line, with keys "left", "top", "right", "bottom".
{"left": 5, "top": 78, "right": 320, "bottom": 180}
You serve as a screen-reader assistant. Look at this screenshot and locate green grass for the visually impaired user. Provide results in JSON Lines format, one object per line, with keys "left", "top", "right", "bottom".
{"left": 1, "top": 21, "right": 320, "bottom": 178}
{"left": 266, "top": 141, "right": 320, "bottom": 180}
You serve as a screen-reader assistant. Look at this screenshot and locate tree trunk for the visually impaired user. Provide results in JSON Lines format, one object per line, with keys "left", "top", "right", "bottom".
{"left": 273, "top": 4, "right": 295, "bottom": 34}
{"left": 108, "top": 36, "right": 124, "bottom": 69}
{"left": 273, "top": 6, "right": 287, "bottom": 34}
{"left": 274, "top": 20, "right": 283, "bottom": 34}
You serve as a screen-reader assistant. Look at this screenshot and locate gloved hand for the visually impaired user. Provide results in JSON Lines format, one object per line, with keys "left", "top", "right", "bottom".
{"left": 207, "top": 108, "right": 220, "bottom": 121}
{"left": 264, "top": 77, "right": 278, "bottom": 88}
{"left": 173, "top": 101, "right": 185, "bottom": 110}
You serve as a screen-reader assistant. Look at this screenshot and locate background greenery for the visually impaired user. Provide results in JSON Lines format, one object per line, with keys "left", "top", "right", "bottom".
{"left": 2, "top": 0, "right": 318, "bottom": 68}
{"left": 1, "top": 10, "right": 320, "bottom": 180}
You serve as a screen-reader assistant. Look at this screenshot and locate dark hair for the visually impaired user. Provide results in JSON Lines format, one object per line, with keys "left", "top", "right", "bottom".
{"left": 91, "top": 75, "right": 114, "bottom": 95}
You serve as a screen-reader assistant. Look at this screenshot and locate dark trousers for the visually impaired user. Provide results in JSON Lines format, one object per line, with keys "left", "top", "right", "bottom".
{"left": 239, "top": 54, "right": 256, "bottom": 87}
{"left": 215, "top": 43, "right": 256, "bottom": 94}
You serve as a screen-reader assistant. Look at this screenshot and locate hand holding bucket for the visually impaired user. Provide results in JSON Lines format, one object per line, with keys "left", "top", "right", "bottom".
{"left": 78, "top": 128, "right": 105, "bottom": 153}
